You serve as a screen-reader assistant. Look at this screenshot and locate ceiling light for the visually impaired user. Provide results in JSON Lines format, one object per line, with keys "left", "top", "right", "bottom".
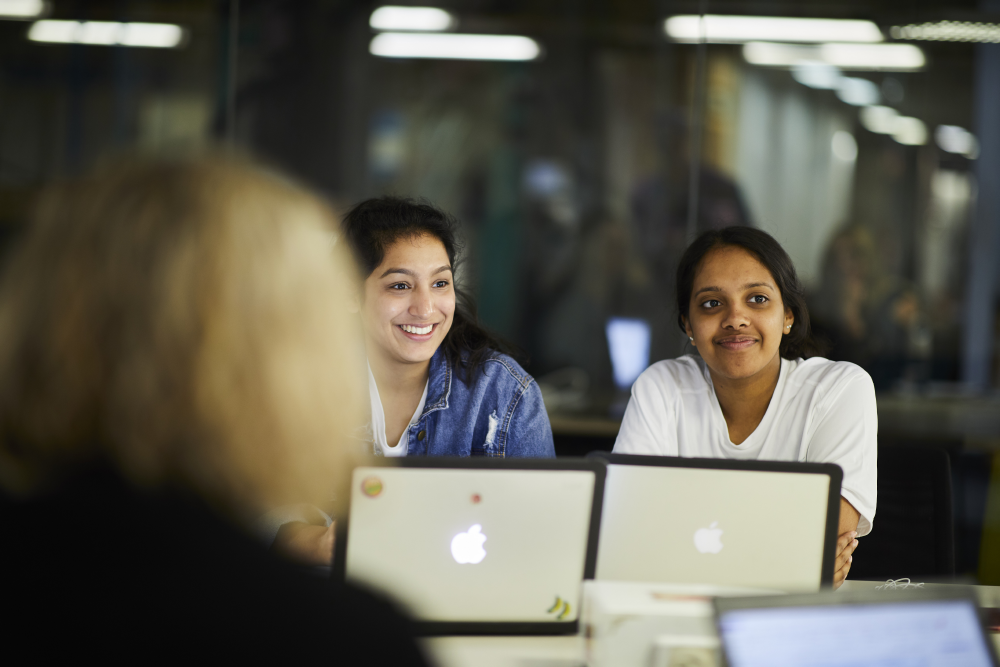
{"left": 792, "top": 61, "right": 841, "bottom": 89}
{"left": 0, "top": 0, "right": 46, "bottom": 18}
{"left": 837, "top": 77, "right": 880, "bottom": 106}
{"left": 893, "top": 117, "right": 927, "bottom": 145}
{"left": 665, "top": 15, "right": 883, "bottom": 44}
{"left": 370, "top": 6, "right": 455, "bottom": 32}
{"left": 743, "top": 42, "right": 925, "bottom": 71}
{"left": 821, "top": 43, "right": 925, "bottom": 70}
{"left": 936, "top": 125, "right": 980, "bottom": 158}
{"left": 860, "top": 106, "right": 928, "bottom": 145}
{"left": 370, "top": 32, "right": 540, "bottom": 61}
{"left": 28, "top": 20, "right": 185, "bottom": 47}
{"left": 860, "top": 105, "right": 899, "bottom": 134}
{"left": 892, "top": 21, "right": 1000, "bottom": 43}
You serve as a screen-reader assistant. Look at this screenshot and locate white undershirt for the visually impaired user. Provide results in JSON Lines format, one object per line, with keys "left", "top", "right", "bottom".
{"left": 613, "top": 355, "right": 878, "bottom": 536}
{"left": 368, "top": 363, "right": 428, "bottom": 457}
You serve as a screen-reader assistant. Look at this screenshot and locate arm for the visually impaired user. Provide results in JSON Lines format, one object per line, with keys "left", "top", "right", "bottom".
{"left": 272, "top": 521, "right": 336, "bottom": 566}
{"left": 503, "top": 380, "right": 556, "bottom": 457}
{"left": 256, "top": 503, "right": 335, "bottom": 567}
{"left": 834, "top": 497, "right": 860, "bottom": 589}
{"left": 805, "top": 369, "right": 878, "bottom": 536}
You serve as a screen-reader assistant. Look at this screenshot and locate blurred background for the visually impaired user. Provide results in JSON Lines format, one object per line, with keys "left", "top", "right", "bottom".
{"left": 0, "top": 0, "right": 998, "bottom": 581}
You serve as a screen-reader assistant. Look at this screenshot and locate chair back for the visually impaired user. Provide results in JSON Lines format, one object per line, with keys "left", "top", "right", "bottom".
{"left": 849, "top": 444, "right": 954, "bottom": 580}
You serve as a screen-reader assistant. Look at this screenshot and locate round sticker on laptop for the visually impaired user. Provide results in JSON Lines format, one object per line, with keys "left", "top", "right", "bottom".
{"left": 361, "top": 476, "right": 383, "bottom": 497}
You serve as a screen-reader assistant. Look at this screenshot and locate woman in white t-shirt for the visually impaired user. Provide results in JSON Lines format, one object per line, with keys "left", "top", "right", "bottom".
{"left": 614, "top": 226, "right": 876, "bottom": 588}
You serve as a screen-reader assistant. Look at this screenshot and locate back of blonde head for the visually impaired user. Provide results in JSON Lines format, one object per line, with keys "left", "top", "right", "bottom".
{"left": 0, "top": 156, "right": 367, "bottom": 520}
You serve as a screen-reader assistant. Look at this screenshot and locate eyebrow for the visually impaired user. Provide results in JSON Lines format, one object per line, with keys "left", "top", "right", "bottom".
{"left": 378, "top": 265, "right": 453, "bottom": 279}
{"left": 694, "top": 281, "right": 775, "bottom": 297}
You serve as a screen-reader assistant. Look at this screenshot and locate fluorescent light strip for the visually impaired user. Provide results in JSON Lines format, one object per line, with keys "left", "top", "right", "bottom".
{"left": 370, "top": 6, "right": 455, "bottom": 31}
{"left": 860, "top": 106, "right": 927, "bottom": 145}
{"left": 836, "top": 77, "right": 880, "bottom": 106}
{"left": 936, "top": 125, "right": 979, "bottom": 158}
{"left": 28, "top": 20, "right": 185, "bottom": 48}
{"left": 665, "top": 15, "right": 883, "bottom": 44}
{"left": 370, "top": 32, "right": 540, "bottom": 61}
{"left": 0, "top": 0, "right": 46, "bottom": 19}
{"left": 743, "top": 42, "right": 925, "bottom": 71}
{"left": 892, "top": 21, "right": 1000, "bottom": 43}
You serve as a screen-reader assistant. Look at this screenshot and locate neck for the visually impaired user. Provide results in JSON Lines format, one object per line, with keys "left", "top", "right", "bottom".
{"left": 708, "top": 354, "right": 782, "bottom": 426}
{"left": 367, "top": 347, "right": 431, "bottom": 398}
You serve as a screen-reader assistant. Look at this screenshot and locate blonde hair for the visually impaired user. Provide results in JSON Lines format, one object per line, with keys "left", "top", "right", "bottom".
{"left": 0, "top": 155, "right": 367, "bottom": 521}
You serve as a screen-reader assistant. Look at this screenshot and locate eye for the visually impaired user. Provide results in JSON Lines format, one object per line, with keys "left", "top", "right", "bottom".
{"left": 700, "top": 299, "right": 721, "bottom": 309}
{"left": 433, "top": 280, "right": 450, "bottom": 288}
{"left": 749, "top": 294, "right": 769, "bottom": 305}
{"left": 388, "top": 282, "right": 410, "bottom": 291}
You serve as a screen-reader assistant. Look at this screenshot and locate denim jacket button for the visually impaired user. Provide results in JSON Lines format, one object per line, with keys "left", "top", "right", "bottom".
{"left": 417, "top": 430, "right": 426, "bottom": 441}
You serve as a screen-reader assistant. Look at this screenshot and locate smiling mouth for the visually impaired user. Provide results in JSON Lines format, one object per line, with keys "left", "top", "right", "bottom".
{"left": 716, "top": 336, "right": 757, "bottom": 351}
{"left": 398, "top": 323, "right": 436, "bottom": 336}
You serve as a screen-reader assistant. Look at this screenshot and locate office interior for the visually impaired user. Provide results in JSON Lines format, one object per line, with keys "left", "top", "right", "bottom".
{"left": 1, "top": 0, "right": 999, "bottom": 609}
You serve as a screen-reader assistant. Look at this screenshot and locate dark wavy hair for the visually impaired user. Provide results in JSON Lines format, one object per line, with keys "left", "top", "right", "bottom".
{"left": 341, "top": 196, "right": 515, "bottom": 378}
{"left": 676, "top": 227, "right": 824, "bottom": 359}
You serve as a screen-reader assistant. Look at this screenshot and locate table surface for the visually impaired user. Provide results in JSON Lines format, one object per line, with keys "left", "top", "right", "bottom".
{"left": 423, "top": 581, "right": 1000, "bottom": 667}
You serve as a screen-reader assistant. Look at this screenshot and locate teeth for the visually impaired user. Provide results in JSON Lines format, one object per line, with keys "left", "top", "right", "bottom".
{"left": 401, "top": 324, "right": 433, "bottom": 335}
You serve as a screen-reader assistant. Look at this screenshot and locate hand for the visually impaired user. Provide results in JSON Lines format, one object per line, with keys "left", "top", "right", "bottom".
{"left": 272, "top": 521, "right": 336, "bottom": 566}
{"left": 833, "top": 530, "right": 858, "bottom": 589}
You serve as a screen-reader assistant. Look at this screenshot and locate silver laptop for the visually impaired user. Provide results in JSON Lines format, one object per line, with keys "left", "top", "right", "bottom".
{"left": 714, "top": 587, "right": 999, "bottom": 667}
{"left": 335, "top": 458, "right": 605, "bottom": 635}
{"left": 589, "top": 453, "right": 841, "bottom": 591}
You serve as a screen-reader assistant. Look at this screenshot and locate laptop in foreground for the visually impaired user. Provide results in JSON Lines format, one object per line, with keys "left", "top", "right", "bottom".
{"left": 714, "top": 587, "right": 999, "bottom": 667}
{"left": 590, "top": 452, "right": 842, "bottom": 591}
{"left": 335, "top": 457, "right": 605, "bottom": 635}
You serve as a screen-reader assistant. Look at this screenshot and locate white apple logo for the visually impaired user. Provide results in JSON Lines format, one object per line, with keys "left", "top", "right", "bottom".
{"left": 451, "top": 524, "right": 487, "bottom": 564}
{"left": 693, "top": 522, "right": 723, "bottom": 554}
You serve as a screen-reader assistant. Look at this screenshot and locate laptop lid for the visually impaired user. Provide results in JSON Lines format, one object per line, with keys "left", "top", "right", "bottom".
{"left": 588, "top": 452, "right": 842, "bottom": 590}
{"left": 334, "top": 457, "right": 605, "bottom": 635}
{"left": 714, "top": 588, "right": 1000, "bottom": 667}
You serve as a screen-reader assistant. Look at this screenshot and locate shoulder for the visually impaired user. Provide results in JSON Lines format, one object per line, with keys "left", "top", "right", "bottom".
{"left": 474, "top": 350, "right": 535, "bottom": 391}
{"left": 784, "top": 357, "right": 875, "bottom": 394}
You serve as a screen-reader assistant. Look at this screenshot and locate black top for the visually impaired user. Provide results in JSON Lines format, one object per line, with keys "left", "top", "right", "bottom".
{"left": 1, "top": 467, "right": 430, "bottom": 664}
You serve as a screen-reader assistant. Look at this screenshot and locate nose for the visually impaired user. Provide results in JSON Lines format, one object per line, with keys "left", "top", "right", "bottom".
{"left": 720, "top": 301, "right": 751, "bottom": 330}
{"left": 408, "top": 285, "right": 434, "bottom": 320}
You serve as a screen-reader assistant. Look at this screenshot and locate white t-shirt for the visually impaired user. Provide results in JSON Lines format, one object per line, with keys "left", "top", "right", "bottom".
{"left": 368, "top": 364, "right": 428, "bottom": 457}
{"left": 613, "top": 355, "right": 877, "bottom": 536}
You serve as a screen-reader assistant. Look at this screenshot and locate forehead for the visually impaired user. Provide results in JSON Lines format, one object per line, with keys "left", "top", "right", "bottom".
{"left": 692, "top": 245, "right": 775, "bottom": 288}
{"left": 378, "top": 233, "right": 450, "bottom": 268}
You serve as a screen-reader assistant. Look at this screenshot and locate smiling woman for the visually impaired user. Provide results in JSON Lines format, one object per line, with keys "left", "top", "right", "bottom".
{"left": 613, "top": 227, "right": 877, "bottom": 589}
{"left": 343, "top": 196, "right": 555, "bottom": 460}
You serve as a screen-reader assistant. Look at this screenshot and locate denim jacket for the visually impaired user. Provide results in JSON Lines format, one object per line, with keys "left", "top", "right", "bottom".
{"left": 374, "top": 347, "right": 555, "bottom": 458}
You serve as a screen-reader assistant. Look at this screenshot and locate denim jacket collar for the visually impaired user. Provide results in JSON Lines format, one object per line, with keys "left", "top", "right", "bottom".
{"left": 422, "top": 347, "right": 452, "bottom": 417}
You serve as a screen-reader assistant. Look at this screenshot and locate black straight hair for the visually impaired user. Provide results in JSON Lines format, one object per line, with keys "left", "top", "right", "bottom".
{"left": 675, "top": 227, "right": 825, "bottom": 359}
{"left": 341, "top": 196, "right": 516, "bottom": 379}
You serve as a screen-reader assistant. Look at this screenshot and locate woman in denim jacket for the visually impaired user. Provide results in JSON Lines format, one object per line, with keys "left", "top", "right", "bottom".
{"left": 270, "top": 197, "right": 554, "bottom": 564}
{"left": 343, "top": 196, "right": 555, "bottom": 459}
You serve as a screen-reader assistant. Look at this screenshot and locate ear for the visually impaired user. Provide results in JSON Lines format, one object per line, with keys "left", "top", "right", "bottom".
{"left": 783, "top": 307, "right": 794, "bottom": 334}
{"left": 347, "top": 294, "right": 361, "bottom": 314}
{"left": 682, "top": 316, "right": 695, "bottom": 346}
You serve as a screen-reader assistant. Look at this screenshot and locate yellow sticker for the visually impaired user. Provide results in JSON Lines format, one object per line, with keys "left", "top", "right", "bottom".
{"left": 361, "top": 476, "right": 383, "bottom": 497}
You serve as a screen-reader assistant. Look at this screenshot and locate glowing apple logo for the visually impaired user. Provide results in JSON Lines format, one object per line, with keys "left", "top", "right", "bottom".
{"left": 451, "top": 524, "right": 487, "bottom": 564}
{"left": 693, "top": 522, "right": 723, "bottom": 554}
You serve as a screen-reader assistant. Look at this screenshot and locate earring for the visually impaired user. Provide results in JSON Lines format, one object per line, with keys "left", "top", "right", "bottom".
{"left": 688, "top": 336, "right": 694, "bottom": 341}
{"left": 786, "top": 325, "right": 792, "bottom": 330}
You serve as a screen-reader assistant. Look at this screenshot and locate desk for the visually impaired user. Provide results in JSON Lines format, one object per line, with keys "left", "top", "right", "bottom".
{"left": 422, "top": 581, "right": 1000, "bottom": 667}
